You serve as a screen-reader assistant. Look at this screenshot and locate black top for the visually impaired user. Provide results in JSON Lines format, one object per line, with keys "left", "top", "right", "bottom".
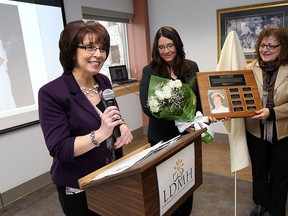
{"left": 139, "top": 60, "right": 202, "bottom": 145}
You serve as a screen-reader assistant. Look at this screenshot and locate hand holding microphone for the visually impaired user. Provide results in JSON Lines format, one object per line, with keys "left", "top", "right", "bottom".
{"left": 102, "top": 89, "right": 121, "bottom": 139}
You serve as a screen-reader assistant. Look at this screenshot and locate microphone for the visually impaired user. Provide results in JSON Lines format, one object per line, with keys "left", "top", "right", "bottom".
{"left": 102, "top": 89, "right": 121, "bottom": 138}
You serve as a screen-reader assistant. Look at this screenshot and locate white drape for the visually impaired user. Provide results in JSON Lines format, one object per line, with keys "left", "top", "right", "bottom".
{"left": 216, "top": 31, "right": 249, "bottom": 173}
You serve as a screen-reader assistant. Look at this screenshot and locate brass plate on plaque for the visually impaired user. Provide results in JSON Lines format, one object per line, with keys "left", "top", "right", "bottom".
{"left": 196, "top": 70, "right": 262, "bottom": 119}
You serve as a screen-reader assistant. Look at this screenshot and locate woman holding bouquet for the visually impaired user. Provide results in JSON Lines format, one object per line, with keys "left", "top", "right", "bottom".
{"left": 140, "top": 26, "right": 207, "bottom": 216}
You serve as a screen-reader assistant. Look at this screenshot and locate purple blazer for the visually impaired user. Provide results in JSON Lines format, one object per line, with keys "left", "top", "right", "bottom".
{"left": 38, "top": 73, "right": 123, "bottom": 188}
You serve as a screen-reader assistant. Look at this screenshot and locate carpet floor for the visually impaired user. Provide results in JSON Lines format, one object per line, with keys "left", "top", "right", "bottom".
{"left": 1, "top": 135, "right": 287, "bottom": 215}
{"left": 0, "top": 172, "right": 254, "bottom": 216}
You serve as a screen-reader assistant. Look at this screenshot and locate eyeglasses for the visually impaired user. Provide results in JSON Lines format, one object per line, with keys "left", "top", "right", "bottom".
{"left": 259, "top": 43, "right": 280, "bottom": 50}
{"left": 158, "top": 44, "right": 175, "bottom": 51}
{"left": 77, "top": 45, "right": 107, "bottom": 54}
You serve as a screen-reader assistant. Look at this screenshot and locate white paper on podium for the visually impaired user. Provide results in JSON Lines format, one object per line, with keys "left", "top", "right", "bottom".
{"left": 90, "top": 135, "right": 181, "bottom": 181}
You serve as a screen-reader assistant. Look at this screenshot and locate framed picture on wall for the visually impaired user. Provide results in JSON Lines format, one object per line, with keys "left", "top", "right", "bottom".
{"left": 217, "top": 1, "right": 288, "bottom": 62}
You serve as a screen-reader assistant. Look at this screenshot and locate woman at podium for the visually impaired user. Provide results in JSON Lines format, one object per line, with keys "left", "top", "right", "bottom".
{"left": 38, "top": 20, "right": 133, "bottom": 216}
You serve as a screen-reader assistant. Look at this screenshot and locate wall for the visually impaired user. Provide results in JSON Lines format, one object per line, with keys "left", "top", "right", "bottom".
{"left": 116, "top": 90, "right": 143, "bottom": 131}
{"left": 147, "top": 0, "right": 281, "bottom": 134}
{"left": 0, "top": 125, "right": 51, "bottom": 191}
{"left": 127, "top": 0, "right": 151, "bottom": 128}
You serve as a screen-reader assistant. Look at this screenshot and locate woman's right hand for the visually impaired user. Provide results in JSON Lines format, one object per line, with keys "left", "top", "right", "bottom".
{"left": 97, "top": 106, "right": 123, "bottom": 142}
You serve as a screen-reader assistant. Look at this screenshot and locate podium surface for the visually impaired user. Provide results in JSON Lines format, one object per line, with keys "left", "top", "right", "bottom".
{"left": 78, "top": 129, "right": 205, "bottom": 216}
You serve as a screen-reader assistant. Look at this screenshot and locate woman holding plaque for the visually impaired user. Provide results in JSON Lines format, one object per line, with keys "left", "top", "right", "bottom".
{"left": 245, "top": 27, "right": 288, "bottom": 216}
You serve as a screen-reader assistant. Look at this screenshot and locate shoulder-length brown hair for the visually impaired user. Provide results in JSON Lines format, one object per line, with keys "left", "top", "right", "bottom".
{"left": 150, "top": 26, "right": 190, "bottom": 78}
{"left": 255, "top": 27, "right": 288, "bottom": 64}
{"left": 59, "top": 19, "right": 110, "bottom": 74}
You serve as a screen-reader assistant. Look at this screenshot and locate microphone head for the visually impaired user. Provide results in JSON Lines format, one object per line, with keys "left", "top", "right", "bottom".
{"left": 102, "top": 89, "right": 115, "bottom": 101}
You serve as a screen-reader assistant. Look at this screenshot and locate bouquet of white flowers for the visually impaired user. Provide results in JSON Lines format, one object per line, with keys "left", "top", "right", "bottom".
{"left": 147, "top": 75, "right": 196, "bottom": 121}
{"left": 147, "top": 75, "right": 213, "bottom": 143}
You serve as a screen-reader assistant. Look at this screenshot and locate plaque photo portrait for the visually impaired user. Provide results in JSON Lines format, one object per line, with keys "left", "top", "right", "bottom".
{"left": 208, "top": 90, "right": 230, "bottom": 114}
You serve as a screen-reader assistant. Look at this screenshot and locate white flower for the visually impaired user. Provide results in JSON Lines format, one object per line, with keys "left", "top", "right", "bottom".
{"left": 174, "top": 79, "right": 182, "bottom": 88}
{"left": 167, "top": 80, "right": 175, "bottom": 88}
{"left": 162, "top": 85, "right": 172, "bottom": 99}
{"left": 168, "top": 79, "right": 182, "bottom": 89}
{"left": 155, "top": 89, "right": 165, "bottom": 100}
{"left": 148, "top": 96, "right": 160, "bottom": 113}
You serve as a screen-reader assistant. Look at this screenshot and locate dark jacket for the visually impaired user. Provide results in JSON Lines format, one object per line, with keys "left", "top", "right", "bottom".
{"left": 140, "top": 60, "right": 202, "bottom": 144}
{"left": 38, "top": 73, "right": 122, "bottom": 188}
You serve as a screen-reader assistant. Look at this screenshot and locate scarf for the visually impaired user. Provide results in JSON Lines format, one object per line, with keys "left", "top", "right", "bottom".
{"left": 258, "top": 58, "right": 281, "bottom": 143}
{"left": 95, "top": 100, "right": 116, "bottom": 164}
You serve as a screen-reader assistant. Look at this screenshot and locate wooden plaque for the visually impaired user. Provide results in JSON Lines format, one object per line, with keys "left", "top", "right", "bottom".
{"left": 196, "top": 70, "right": 262, "bottom": 119}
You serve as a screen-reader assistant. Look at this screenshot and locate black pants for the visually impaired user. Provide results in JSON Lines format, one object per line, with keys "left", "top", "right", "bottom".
{"left": 171, "top": 194, "right": 193, "bottom": 216}
{"left": 57, "top": 186, "right": 100, "bottom": 216}
{"left": 247, "top": 132, "right": 288, "bottom": 216}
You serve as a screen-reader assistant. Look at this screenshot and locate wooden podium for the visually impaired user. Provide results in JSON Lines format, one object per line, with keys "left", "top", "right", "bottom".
{"left": 78, "top": 129, "right": 205, "bottom": 216}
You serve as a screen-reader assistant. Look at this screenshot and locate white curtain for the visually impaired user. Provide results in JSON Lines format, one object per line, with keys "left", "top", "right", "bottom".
{"left": 216, "top": 31, "right": 249, "bottom": 173}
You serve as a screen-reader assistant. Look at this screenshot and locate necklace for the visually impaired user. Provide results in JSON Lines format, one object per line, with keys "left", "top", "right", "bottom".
{"left": 81, "top": 84, "right": 99, "bottom": 97}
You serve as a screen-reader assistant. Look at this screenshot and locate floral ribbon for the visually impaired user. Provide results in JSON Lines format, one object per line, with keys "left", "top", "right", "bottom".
{"left": 175, "top": 111, "right": 214, "bottom": 143}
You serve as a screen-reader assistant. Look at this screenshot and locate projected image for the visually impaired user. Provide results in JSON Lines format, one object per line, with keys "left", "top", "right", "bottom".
{"left": 0, "top": 0, "right": 65, "bottom": 132}
{"left": 0, "top": 3, "right": 33, "bottom": 112}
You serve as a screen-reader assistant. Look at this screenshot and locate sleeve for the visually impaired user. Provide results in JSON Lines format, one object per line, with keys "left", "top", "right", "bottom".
{"left": 189, "top": 61, "right": 203, "bottom": 113}
{"left": 38, "top": 84, "right": 76, "bottom": 162}
{"left": 267, "top": 107, "right": 276, "bottom": 121}
{"left": 139, "top": 65, "right": 154, "bottom": 118}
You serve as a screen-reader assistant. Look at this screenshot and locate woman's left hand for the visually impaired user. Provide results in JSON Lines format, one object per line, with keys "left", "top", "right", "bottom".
{"left": 185, "top": 126, "right": 195, "bottom": 132}
{"left": 209, "top": 116, "right": 230, "bottom": 123}
{"left": 251, "top": 108, "right": 270, "bottom": 120}
{"left": 185, "top": 116, "right": 218, "bottom": 133}
{"left": 209, "top": 116, "right": 217, "bottom": 123}
{"left": 114, "top": 124, "right": 133, "bottom": 149}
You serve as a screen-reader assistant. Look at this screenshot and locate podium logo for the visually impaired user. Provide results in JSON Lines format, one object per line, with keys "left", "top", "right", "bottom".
{"left": 163, "top": 159, "right": 193, "bottom": 203}
{"left": 173, "top": 159, "right": 184, "bottom": 181}
{"left": 156, "top": 143, "right": 195, "bottom": 215}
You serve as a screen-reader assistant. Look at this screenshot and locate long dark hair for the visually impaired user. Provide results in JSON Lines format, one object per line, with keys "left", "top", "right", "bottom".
{"left": 255, "top": 27, "right": 288, "bottom": 64}
{"left": 150, "top": 26, "right": 190, "bottom": 78}
{"left": 59, "top": 19, "right": 110, "bottom": 74}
